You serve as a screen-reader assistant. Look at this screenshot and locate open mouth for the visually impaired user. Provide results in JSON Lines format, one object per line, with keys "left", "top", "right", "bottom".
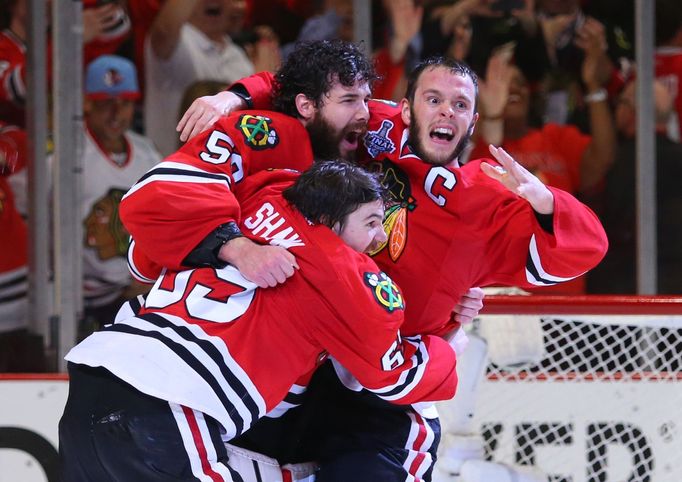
{"left": 507, "top": 93, "right": 522, "bottom": 103}
{"left": 430, "top": 127, "right": 454, "bottom": 142}
{"left": 341, "top": 129, "right": 365, "bottom": 151}
{"left": 205, "top": 6, "right": 222, "bottom": 16}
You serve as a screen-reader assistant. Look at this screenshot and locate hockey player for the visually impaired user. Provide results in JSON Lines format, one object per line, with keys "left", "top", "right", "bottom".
{"left": 124, "top": 46, "right": 608, "bottom": 480}
{"left": 59, "top": 160, "right": 461, "bottom": 482}
{"left": 78, "top": 55, "right": 162, "bottom": 336}
{"left": 121, "top": 39, "right": 376, "bottom": 289}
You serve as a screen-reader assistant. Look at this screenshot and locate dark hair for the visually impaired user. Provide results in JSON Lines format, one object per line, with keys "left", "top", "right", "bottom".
{"left": 273, "top": 40, "right": 379, "bottom": 118}
{"left": 0, "top": 0, "right": 18, "bottom": 30}
{"left": 655, "top": 0, "right": 682, "bottom": 45}
{"left": 283, "top": 160, "right": 386, "bottom": 229}
{"left": 405, "top": 56, "right": 479, "bottom": 112}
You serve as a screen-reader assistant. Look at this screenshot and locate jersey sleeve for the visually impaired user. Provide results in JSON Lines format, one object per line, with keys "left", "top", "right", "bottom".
{"left": 119, "top": 116, "right": 243, "bottom": 271}
{"left": 120, "top": 112, "right": 313, "bottom": 275}
{"left": 0, "top": 124, "right": 27, "bottom": 176}
{"left": 229, "top": 71, "right": 276, "bottom": 110}
{"left": 0, "top": 45, "right": 26, "bottom": 106}
{"left": 465, "top": 160, "right": 608, "bottom": 289}
{"left": 308, "top": 255, "right": 458, "bottom": 405}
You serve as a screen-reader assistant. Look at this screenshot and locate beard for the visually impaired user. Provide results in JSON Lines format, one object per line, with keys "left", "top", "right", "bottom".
{"left": 305, "top": 113, "right": 362, "bottom": 163}
{"left": 408, "top": 109, "right": 474, "bottom": 166}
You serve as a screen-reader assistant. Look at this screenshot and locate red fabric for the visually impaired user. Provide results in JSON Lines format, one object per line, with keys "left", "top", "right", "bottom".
{"left": 0, "top": 123, "right": 27, "bottom": 273}
{"left": 127, "top": 0, "right": 165, "bottom": 94}
{"left": 137, "top": 169, "right": 458, "bottom": 407}
{"left": 136, "top": 70, "right": 608, "bottom": 336}
{"left": 0, "top": 29, "right": 27, "bottom": 127}
{"left": 356, "top": 103, "right": 606, "bottom": 334}
{"left": 655, "top": 48, "right": 682, "bottom": 140}
{"left": 120, "top": 110, "right": 314, "bottom": 277}
{"left": 372, "top": 48, "right": 406, "bottom": 102}
{"left": 470, "top": 124, "right": 590, "bottom": 194}
{"left": 469, "top": 124, "right": 592, "bottom": 295}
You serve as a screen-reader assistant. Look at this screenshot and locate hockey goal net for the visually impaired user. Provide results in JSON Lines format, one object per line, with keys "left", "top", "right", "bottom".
{"left": 471, "top": 295, "right": 682, "bottom": 482}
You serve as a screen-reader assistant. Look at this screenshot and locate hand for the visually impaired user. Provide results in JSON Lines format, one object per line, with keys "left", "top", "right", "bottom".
{"left": 83, "top": 3, "right": 125, "bottom": 44}
{"left": 438, "top": 0, "right": 500, "bottom": 37}
{"left": 382, "top": 0, "right": 423, "bottom": 63}
{"left": 478, "top": 46, "right": 515, "bottom": 118}
{"left": 246, "top": 26, "right": 281, "bottom": 73}
{"left": 452, "top": 287, "right": 485, "bottom": 325}
{"left": 575, "top": 17, "right": 610, "bottom": 90}
{"left": 218, "top": 237, "right": 299, "bottom": 288}
{"left": 176, "top": 91, "right": 247, "bottom": 142}
{"left": 510, "top": 0, "right": 538, "bottom": 36}
{"left": 481, "top": 145, "right": 554, "bottom": 214}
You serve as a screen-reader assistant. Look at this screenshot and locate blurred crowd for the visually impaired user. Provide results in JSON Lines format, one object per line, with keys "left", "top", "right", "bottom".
{"left": 1, "top": 0, "right": 681, "bottom": 371}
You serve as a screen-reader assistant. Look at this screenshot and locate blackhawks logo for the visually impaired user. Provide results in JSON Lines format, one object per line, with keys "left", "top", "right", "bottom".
{"left": 237, "top": 114, "right": 279, "bottom": 150}
{"left": 366, "top": 159, "right": 416, "bottom": 262}
{"left": 364, "top": 272, "right": 404, "bottom": 313}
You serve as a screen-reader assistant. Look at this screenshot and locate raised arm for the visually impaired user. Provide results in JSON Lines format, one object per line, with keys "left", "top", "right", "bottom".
{"left": 475, "top": 148, "right": 608, "bottom": 288}
{"left": 576, "top": 17, "right": 616, "bottom": 192}
{"left": 148, "top": 0, "right": 198, "bottom": 60}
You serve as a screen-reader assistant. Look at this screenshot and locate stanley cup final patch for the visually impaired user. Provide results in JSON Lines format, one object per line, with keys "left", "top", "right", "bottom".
{"left": 237, "top": 114, "right": 279, "bottom": 150}
{"left": 363, "top": 120, "right": 396, "bottom": 158}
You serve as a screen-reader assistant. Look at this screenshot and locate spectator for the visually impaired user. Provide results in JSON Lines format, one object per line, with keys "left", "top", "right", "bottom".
{"left": 422, "top": 0, "right": 549, "bottom": 82}
{"left": 0, "top": 0, "right": 28, "bottom": 127}
{"left": 587, "top": 79, "right": 682, "bottom": 294}
{"left": 655, "top": 0, "right": 682, "bottom": 142}
{"left": 0, "top": 122, "right": 46, "bottom": 372}
{"left": 0, "top": 0, "right": 132, "bottom": 127}
{"left": 78, "top": 55, "right": 161, "bottom": 336}
{"left": 470, "top": 30, "right": 616, "bottom": 293}
{"left": 537, "top": 0, "right": 615, "bottom": 127}
{"left": 144, "top": 0, "right": 255, "bottom": 155}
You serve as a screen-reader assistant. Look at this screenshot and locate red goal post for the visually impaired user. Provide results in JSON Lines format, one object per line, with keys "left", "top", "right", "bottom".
{"left": 470, "top": 295, "right": 682, "bottom": 482}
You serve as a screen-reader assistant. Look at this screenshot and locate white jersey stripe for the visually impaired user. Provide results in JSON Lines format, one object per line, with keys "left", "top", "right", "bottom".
{"left": 170, "top": 403, "right": 234, "bottom": 482}
{"left": 402, "top": 411, "right": 435, "bottom": 482}
{"left": 117, "top": 314, "right": 265, "bottom": 432}
{"left": 127, "top": 240, "right": 157, "bottom": 284}
{"left": 193, "top": 409, "right": 236, "bottom": 480}
{"left": 526, "top": 234, "right": 581, "bottom": 286}
{"left": 123, "top": 172, "right": 231, "bottom": 198}
{"left": 371, "top": 338, "right": 429, "bottom": 401}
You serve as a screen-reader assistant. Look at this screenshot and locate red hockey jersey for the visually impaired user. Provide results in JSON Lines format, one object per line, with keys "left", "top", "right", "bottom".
{"left": 0, "top": 122, "right": 27, "bottom": 274}
{"left": 67, "top": 169, "right": 458, "bottom": 441}
{"left": 122, "top": 76, "right": 608, "bottom": 338}
{"left": 359, "top": 101, "right": 607, "bottom": 336}
{"left": 235, "top": 75, "right": 608, "bottom": 336}
{"left": 655, "top": 47, "right": 682, "bottom": 141}
{"left": 120, "top": 110, "right": 314, "bottom": 282}
{"left": 0, "top": 30, "right": 27, "bottom": 127}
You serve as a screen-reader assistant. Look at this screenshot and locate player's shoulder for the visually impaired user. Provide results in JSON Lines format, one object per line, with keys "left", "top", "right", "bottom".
{"left": 220, "top": 109, "right": 307, "bottom": 151}
{"left": 368, "top": 99, "right": 402, "bottom": 121}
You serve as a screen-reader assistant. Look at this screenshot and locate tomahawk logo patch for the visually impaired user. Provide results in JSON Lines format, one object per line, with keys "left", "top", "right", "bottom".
{"left": 237, "top": 114, "right": 279, "bottom": 150}
{"left": 363, "top": 120, "right": 396, "bottom": 158}
{"left": 364, "top": 272, "right": 404, "bottom": 313}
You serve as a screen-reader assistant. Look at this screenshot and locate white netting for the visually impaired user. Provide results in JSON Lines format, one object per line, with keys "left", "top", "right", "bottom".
{"left": 471, "top": 313, "right": 682, "bottom": 482}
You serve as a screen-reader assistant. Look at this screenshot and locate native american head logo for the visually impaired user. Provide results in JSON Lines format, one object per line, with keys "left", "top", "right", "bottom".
{"left": 237, "top": 114, "right": 279, "bottom": 150}
{"left": 366, "top": 159, "right": 416, "bottom": 262}
{"left": 364, "top": 271, "right": 404, "bottom": 313}
{"left": 84, "top": 187, "right": 128, "bottom": 260}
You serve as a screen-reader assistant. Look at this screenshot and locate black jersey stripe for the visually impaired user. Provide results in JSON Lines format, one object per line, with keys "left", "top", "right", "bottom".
{"left": 107, "top": 320, "right": 254, "bottom": 436}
